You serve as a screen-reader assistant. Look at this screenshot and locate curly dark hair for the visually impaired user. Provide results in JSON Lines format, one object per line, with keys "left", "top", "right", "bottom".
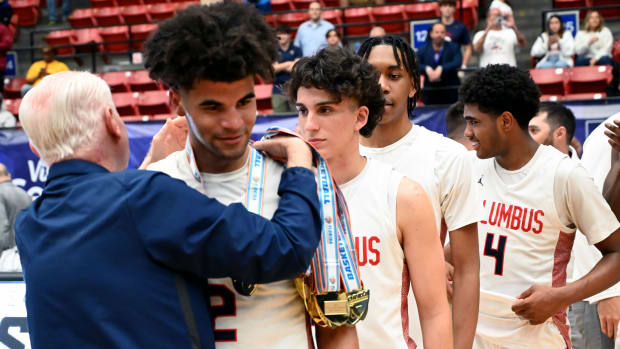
{"left": 287, "top": 47, "right": 385, "bottom": 138}
{"left": 459, "top": 64, "right": 540, "bottom": 130}
{"left": 143, "top": 2, "right": 277, "bottom": 91}
{"left": 357, "top": 35, "right": 420, "bottom": 117}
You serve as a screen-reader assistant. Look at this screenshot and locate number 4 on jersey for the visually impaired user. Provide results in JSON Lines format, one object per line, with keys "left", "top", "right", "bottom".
{"left": 483, "top": 233, "right": 508, "bottom": 275}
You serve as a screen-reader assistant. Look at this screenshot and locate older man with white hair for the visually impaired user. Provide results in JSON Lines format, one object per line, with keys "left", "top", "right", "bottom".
{"left": 14, "top": 71, "right": 324, "bottom": 348}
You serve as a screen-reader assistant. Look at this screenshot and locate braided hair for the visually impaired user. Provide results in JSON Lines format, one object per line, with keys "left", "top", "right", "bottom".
{"left": 358, "top": 35, "right": 421, "bottom": 117}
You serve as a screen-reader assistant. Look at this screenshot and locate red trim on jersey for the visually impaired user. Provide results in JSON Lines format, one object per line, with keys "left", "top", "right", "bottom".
{"left": 401, "top": 260, "right": 417, "bottom": 349}
{"left": 304, "top": 311, "right": 314, "bottom": 349}
{"left": 551, "top": 231, "right": 575, "bottom": 349}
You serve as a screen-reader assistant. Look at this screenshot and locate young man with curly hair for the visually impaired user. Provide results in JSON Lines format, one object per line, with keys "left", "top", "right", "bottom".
{"left": 461, "top": 64, "right": 620, "bottom": 349}
{"left": 357, "top": 35, "right": 481, "bottom": 349}
{"left": 143, "top": 3, "right": 354, "bottom": 348}
{"left": 288, "top": 47, "right": 453, "bottom": 349}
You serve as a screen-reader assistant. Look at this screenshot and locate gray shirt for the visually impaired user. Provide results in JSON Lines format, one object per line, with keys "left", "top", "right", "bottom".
{"left": 0, "top": 180, "right": 31, "bottom": 251}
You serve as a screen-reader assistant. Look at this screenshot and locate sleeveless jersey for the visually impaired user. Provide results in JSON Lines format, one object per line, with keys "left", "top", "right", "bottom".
{"left": 360, "top": 125, "right": 483, "bottom": 347}
{"left": 148, "top": 150, "right": 310, "bottom": 349}
{"left": 473, "top": 146, "right": 576, "bottom": 349}
{"left": 340, "top": 158, "right": 412, "bottom": 349}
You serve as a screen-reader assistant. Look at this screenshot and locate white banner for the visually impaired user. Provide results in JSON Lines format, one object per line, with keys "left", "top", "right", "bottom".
{"left": 0, "top": 281, "right": 30, "bottom": 349}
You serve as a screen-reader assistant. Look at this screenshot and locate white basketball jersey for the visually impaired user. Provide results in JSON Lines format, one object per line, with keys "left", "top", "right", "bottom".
{"left": 148, "top": 150, "right": 310, "bottom": 349}
{"left": 473, "top": 146, "right": 574, "bottom": 348}
{"left": 340, "top": 158, "right": 413, "bottom": 349}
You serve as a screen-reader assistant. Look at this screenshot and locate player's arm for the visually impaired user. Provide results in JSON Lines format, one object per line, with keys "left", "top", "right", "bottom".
{"left": 603, "top": 119, "right": 620, "bottom": 215}
{"left": 398, "top": 178, "right": 453, "bottom": 349}
{"left": 315, "top": 325, "right": 359, "bottom": 349}
{"left": 448, "top": 223, "right": 479, "bottom": 349}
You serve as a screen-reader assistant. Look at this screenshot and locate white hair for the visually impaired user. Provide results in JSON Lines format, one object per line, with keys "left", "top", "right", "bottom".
{"left": 19, "top": 71, "right": 115, "bottom": 164}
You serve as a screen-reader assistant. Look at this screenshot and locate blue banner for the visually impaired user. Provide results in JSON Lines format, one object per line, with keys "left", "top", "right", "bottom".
{"left": 545, "top": 10, "right": 579, "bottom": 40}
{"left": 409, "top": 19, "right": 438, "bottom": 50}
{"left": 2, "top": 101, "right": 619, "bottom": 199}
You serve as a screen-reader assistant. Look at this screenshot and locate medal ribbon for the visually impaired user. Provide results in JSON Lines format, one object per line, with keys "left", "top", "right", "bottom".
{"left": 261, "top": 127, "right": 363, "bottom": 294}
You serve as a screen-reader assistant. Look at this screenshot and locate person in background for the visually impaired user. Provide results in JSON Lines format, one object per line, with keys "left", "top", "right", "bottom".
{"left": 531, "top": 15, "right": 575, "bottom": 69}
{"left": 575, "top": 10, "right": 614, "bottom": 67}
{"left": 325, "top": 29, "right": 342, "bottom": 49}
{"left": 0, "top": 95, "right": 15, "bottom": 128}
{"left": 445, "top": 101, "right": 473, "bottom": 150}
{"left": 369, "top": 26, "right": 386, "bottom": 38}
{"left": 0, "top": 0, "right": 12, "bottom": 26}
{"left": 294, "top": 1, "right": 334, "bottom": 57}
{"left": 0, "top": 19, "right": 12, "bottom": 94}
{"left": 439, "top": 0, "right": 472, "bottom": 68}
{"left": 272, "top": 25, "right": 302, "bottom": 113}
{"left": 472, "top": 8, "right": 526, "bottom": 68}
{"left": 488, "top": 0, "right": 513, "bottom": 27}
{"left": 528, "top": 102, "right": 577, "bottom": 159}
{"left": 21, "top": 46, "right": 69, "bottom": 96}
{"left": 47, "top": 0, "right": 70, "bottom": 25}
{"left": 0, "top": 162, "right": 31, "bottom": 256}
{"left": 417, "top": 22, "right": 462, "bottom": 105}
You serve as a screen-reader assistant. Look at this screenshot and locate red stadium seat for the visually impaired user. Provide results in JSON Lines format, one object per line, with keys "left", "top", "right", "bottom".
{"left": 291, "top": 0, "right": 314, "bottom": 10}
{"left": 254, "top": 84, "right": 273, "bottom": 113}
{"left": 567, "top": 65, "right": 613, "bottom": 94}
{"left": 8, "top": 15, "right": 19, "bottom": 41}
{"left": 68, "top": 8, "right": 96, "bottom": 27}
{"left": 322, "top": 0, "right": 339, "bottom": 7}
{"left": 264, "top": 14, "right": 277, "bottom": 27}
{"left": 322, "top": 9, "right": 342, "bottom": 35}
{"left": 614, "top": 40, "right": 620, "bottom": 62}
{"left": 404, "top": 3, "right": 439, "bottom": 20}
{"left": 101, "top": 71, "right": 131, "bottom": 93}
{"left": 151, "top": 113, "right": 176, "bottom": 121}
{"left": 116, "top": 0, "right": 143, "bottom": 6}
{"left": 137, "top": 90, "right": 171, "bottom": 115}
{"left": 4, "top": 98, "right": 20, "bottom": 116}
{"left": 45, "top": 29, "right": 76, "bottom": 56}
{"left": 73, "top": 28, "right": 104, "bottom": 54}
{"left": 591, "top": 0, "right": 620, "bottom": 19}
{"left": 270, "top": 0, "right": 293, "bottom": 12}
{"left": 143, "top": 0, "right": 168, "bottom": 4}
{"left": 100, "top": 26, "right": 130, "bottom": 53}
{"left": 130, "top": 23, "right": 158, "bottom": 50}
{"left": 90, "top": 0, "right": 117, "bottom": 8}
{"left": 563, "top": 92, "right": 606, "bottom": 101}
{"left": 121, "top": 5, "right": 151, "bottom": 24}
{"left": 94, "top": 7, "right": 124, "bottom": 26}
{"left": 343, "top": 7, "right": 373, "bottom": 36}
{"left": 276, "top": 12, "right": 309, "bottom": 29}
{"left": 175, "top": 1, "right": 198, "bottom": 10}
{"left": 112, "top": 92, "right": 139, "bottom": 116}
{"left": 529, "top": 68, "right": 567, "bottom": 95}
{"left": 454, "top": 0, "right": 478, "bottom": 30}
{"left": 372, "top": 5, "right": 407, "bottom": 34}
{"left": 129, "top": 70, "right": 160, "bottom": 91}
{"left": 553, "top": 0, "right": 586, "bottom": 8}
{"left": 4, "top": 77, "right": 26, "bottom": 99}
{"left": 148, "top": 3, "right": 175, "bottom": 21}
{"left": 10, "top": 0, "right": 39, "bottom": 26}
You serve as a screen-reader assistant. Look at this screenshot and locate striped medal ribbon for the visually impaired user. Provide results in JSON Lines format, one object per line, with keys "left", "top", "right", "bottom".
{"left": 185, "top": 135, "right": 266, "bottom": 297}
{"left": 262, "top": 127, "right": 369, "bottom": 328}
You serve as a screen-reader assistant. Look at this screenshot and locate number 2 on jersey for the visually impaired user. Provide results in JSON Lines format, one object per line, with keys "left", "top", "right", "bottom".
{"left": 208, "top": 284, "right": 237, "bottom": 342}
{"left": 483, "top": 233, "right": 507, "bottom": 276}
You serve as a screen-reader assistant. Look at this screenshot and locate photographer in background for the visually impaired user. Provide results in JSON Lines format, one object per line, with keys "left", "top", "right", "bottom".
{"left": 472, "top": 7, "right": 526, "bottom": 67}
{"left": 531, "top": 15, "right": 575, "bottom": 69}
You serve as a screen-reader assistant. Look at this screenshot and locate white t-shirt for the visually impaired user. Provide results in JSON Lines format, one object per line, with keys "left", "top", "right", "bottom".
{"left": 473, "top": 145, "right": 620, "bottom": 348}
{"left": 576, "top": 112, "right": 620, "bottom": 304}
{"left": 148, "top": 150, "right": 311, "bottom": 349}
{"left": 341, "top": 158, "right": 413, "bottom": 349}
{"left": 473, "top": 28, "right": 518, "bottom": 67}
{"left": 360, "top": 124, "right": 484, "bottom": 347}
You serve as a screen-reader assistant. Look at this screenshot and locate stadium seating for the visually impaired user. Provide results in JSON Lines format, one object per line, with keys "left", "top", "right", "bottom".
{"left": 130, "top": 23, "right": 158, "bottom": 50}
{"left": 94, "top": 6, "right": 124, "bottom": 26}
{"left": 4, "top": 77, "right": 26, "bottom": 99}
{"left": 112, "top": 92, "right": 139, "bottom": 116}
{"left": 137, "top": 90, "right": 171, "bottom": 115}
{"left": 454, "top": 0, "right": 478, "bottom": 30}
{"left": 99, "top": 26, "right": 130, "bottom": 53}
{"left": 10, "top": 0, "right": 39, "bottom": 26}
{"left": 121, "top": 5, "right": 151, "bottom": 24}
{"left": 343, "top": 7, "right": 373, "bottom": 36}
{"left": 276, "top": 12, "right": 309, "bottom": 29}
{"left": 101, "top": 71, "right": 131, "bottom": 93}
{"left": 567, "top": 65, "right": 613, "bottom": 94}
{"left": 553, "top": 0, "right": 587, "bottom": 8}
{"left": 291, "top": 0, "right": 314, "bottom": 10}
{"left": 73, "top": 28, "right": 104, "bottom": 54}
{"left": 529, "top": 68, "right": 567, "bottom": 96}
{"left": 563, "top": 92, "right": 606, "bottom": 101}
{"left": 128, "top": 70, "right": 160, "bottom": 91}
{"left": 371, "top": 5, "right": 407, "bottom": 34}
{"left": 68, "top": 8, "right": 97, "bottom": 27}
{"left": 270, "top": 0, "right": 292, "bottom": 12}
{"left": 45, "top": 29, "right": 76, "bottom": 56}
{"left": 148, "top": 3, "right": 176, "bottom": 21}
{"left": 592, "top": 0, "right": 620, "bottom": 19}
{"left": 254, "top": 84, "right": 273, "bottom": 113}
{"left": 90, "top": 0, "right": 117, "bottom": 8}
{"left": 117, "top": 0, "right": 143, "bottom": 6}
{"left": 613, "top": 40, "right": 620, "bottom": 62}
{"left": 322, "top": 9, "right": 342, "bottom": 28}
{"left": 404, "top": 3, "right": 439, "bottom": 20}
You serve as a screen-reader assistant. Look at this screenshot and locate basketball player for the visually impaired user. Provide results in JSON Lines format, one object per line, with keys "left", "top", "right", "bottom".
{"left": 288, "top": 47, "right": 453, "bottom": 349}
{"left": 143, "top": 4, "right": 354, "bottom": 348}
{"left": 461, "top": 64, "right": 620, "bottom": 349}
{"left": 357, "top": 35, "right": 482, "bottom": 349}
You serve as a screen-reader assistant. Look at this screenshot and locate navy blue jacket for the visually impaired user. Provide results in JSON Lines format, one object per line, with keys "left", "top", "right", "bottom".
{"left": 417, "top": 40, "right": 462, "bottom": 87}
{"left": 16, "top": 160, "right": 321, "bottom": 349}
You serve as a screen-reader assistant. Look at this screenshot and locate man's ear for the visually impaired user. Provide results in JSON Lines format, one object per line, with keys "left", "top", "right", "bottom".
{"left": 498, "top": 111, "right": 517, "bottom": 133}
{"left": 169, "top": 90, "right": 186, "bottom": 116}
{"left": 554, "top": 126, "right": 567, "bottom": 142}
{"left": 354, "top": 105, "right": 369, "bottom": 132}
{"left": 103, "top": 106, "right": 122, "bottom": 141}
{"left": 28, "top": 142, "right": 40, "bottom": 158}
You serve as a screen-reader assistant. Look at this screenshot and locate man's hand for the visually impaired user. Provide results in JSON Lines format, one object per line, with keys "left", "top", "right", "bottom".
{"left": 604, "top": 120, "right": 620, "bottom": 155}
{"left": 590, "top": 57, "right": 598, "bottom": 66}
{"left": 445, "top": 261, "right": 454, "bottom": 302}
{"left": 253, "top": 135, "right": 313, "bottom": 169}
{"left": 139, "top": 116, "right": 188, "bottom": 169}
{"left": 512, "top": 285, "right": 567, "bottom": 325}
{"left": 598, "top": 296, "right": 620, "bottom": 340}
